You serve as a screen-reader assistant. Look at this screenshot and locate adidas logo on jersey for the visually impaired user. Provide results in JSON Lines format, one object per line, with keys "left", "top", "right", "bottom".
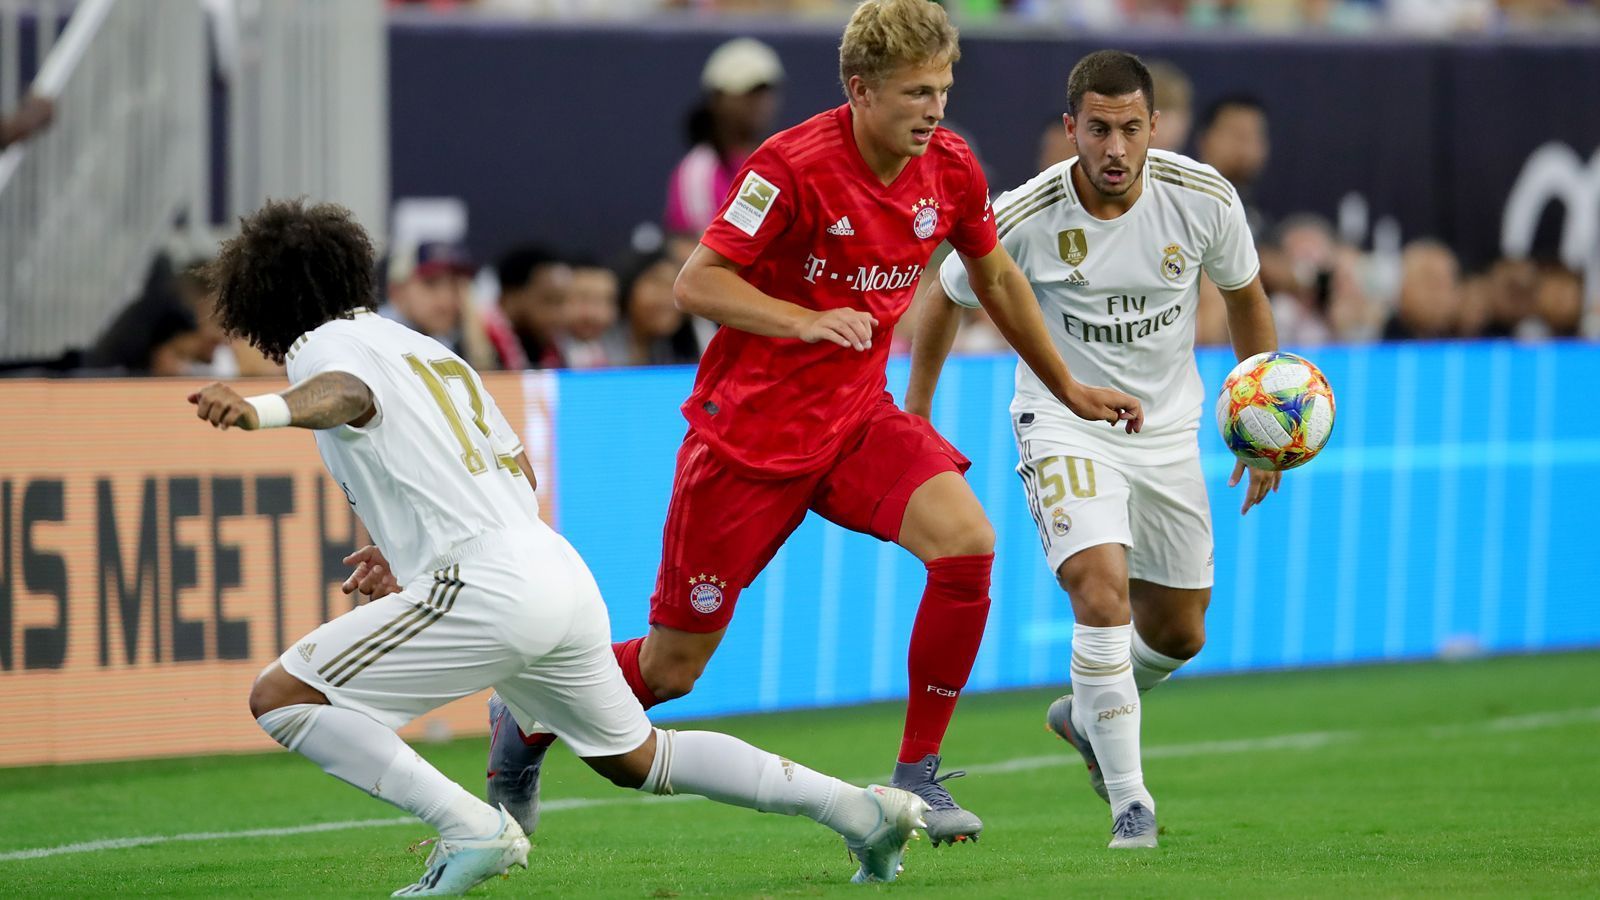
{"left": 1064, "top": 268, "right": 1090, "bottom": 287}
{"left": 297, "top": 642, "right": 316, "bottom": 662}
{"left": 826, "top": 216, "right": 855, "bottom": 236}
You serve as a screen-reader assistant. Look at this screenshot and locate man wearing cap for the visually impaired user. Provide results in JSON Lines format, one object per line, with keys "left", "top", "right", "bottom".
{"left": 663, "top": 37, "right": 786, "bottom": 238}
{"left": 384, "top": 240, "right": 511, "bottom": 372}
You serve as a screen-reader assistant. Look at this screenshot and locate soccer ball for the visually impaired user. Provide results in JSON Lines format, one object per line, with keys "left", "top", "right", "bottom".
{"left": 1215, "top": 351, "right": 1335, "bottom": 471}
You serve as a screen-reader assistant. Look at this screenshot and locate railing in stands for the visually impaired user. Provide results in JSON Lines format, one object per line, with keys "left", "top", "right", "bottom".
{"left": 0, "top": 0, "right": 205, "bottom": 362}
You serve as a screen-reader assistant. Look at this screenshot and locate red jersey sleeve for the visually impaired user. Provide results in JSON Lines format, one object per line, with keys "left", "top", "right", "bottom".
{"left": 699, "top": 145, "right": 797, "bottom": 266}
{"left": 944, "top": 149, "right": 998, "bottom": 259}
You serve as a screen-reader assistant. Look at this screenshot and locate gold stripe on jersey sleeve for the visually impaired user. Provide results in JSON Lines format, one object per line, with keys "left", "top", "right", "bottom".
{"left": 999, "top": 190, "right": 1068, "bottom": 240}
{"left": 1149, "top": 159, "right": 1230, "bottom": 191}
{"left": 1149, "top": 170, "right": 1233, "bottom": 207}
{"left": 994, "top": 178, "right": 1065, "bottom": 231}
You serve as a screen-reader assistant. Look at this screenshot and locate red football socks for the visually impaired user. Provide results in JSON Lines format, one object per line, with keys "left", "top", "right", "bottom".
{"left": 612, "top": 636, "right": 663, "bottom": 710}
{"left": 899, "top": 553, "right": 993, "bottom": 763}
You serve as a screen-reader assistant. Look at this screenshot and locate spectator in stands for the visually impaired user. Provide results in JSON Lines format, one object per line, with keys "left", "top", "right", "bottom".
{"left": 1383, "top": 239, "right": 1462, "bottom": 340}
{"left": 1037, "top": 115, "right": 1075, "bottom": 170}
{"left": 384, "top": 240, "right": 507, "bottom": 371}
{"left": 1533, "top": 263, "right": 1583, "bottom": 338}
{"left": 663, "top": 37, "right": 785, "bottom": 236}
{"left": 0, "top": 93, "right": 53, "bottom": 150}
{"left": 1146, "top": 59, "right": 1194, "bottom": 153}
{"left": 560, "top": 259, "right": 622, "bottom": 368}
{"left": 495, "top": 244, "right": 571, "bottom": 369}
{"left": 1483, "top": 256, "right": 1539, "bottom": 338}
{"left": 605, "top": 251, "right": 702, "bottom": 366}
{"left": 1196, "top": 93, "right": 1271, "bottom": 234}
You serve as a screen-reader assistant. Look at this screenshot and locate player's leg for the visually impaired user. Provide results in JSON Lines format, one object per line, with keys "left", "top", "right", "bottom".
{"left": 258, "top": 577, "right": 531, "bottom": 895}
{"left": 1129, "top": 581, "right": 1209, "bottom": 692}
{"left": 1017, "top": 448, "right": 1155, "bottom": 845}
{"left": 1052, "top": 541, "right": 1157, "bottom": 847}
{"left": 589, "top": 730, "right": 927, "bottom": 884}
{"left": 1124, "top": 451, "right": 1215, "bottom": 694}
{"left": 813, "top": 405, "right": 991, "bottom": 845}
{"left": 498, "top": 566, "right": 927, "bottom": 886}
{"left": 490, "top": 443, "right": 809, "bottom": 834}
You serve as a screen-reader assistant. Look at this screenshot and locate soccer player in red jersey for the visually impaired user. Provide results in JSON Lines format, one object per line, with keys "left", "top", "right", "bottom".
{"left": 471, "top": 0, "right": 1143, "bottom": 846}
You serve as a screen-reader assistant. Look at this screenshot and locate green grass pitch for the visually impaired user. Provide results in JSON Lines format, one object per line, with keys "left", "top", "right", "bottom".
{"left": 4, "top": 651, "right": 1598, "bottom": 897}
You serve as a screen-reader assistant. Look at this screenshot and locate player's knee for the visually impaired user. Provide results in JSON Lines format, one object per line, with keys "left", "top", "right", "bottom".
{"left": 247, "top": 662, "right": 325, "bottom": 718}
{"left": 926, "top": 514, "right": 996, "bottom": 559}
{"left": 586, "top": 754, "right": 650, "bottom": 790}
{"left": 1057, "top": 568, "right": 1130, "bottom": 626}
{"left": 641, "top": 654, "right": 706, "bottom": 701}
{"left": 1151, "top": 622, "right": 1206, "bottom": 660}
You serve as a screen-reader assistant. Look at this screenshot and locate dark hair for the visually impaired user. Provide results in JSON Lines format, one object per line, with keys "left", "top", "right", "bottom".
{"left": 208, "top": 199, "right": 376, "bottom": 363}
{"left": 1066, "top": 50, "right": 1154, "bottom": 118}
{"left": 618, "top": 250, "right": 700, "bottom": 363}
{"left": 495, "top": 244, "right": 564, "bottom": 292}
{"left": 1198, "top": 93, "right": 1266, "bottom": 134}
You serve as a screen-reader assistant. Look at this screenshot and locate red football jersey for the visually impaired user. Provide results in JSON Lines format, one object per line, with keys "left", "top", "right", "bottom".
{"left": 689, "top": 104, "right": 997, "bottom": 476}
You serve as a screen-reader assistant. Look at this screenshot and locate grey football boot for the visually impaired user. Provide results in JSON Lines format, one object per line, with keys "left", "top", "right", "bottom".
{"left": 889, "top": 754, "right": 982, "bottom": 846}
{"left": 486, "top": 693, "right": 552, "bottom": 836}
{"left": 1108, "top": 801, "right": 1158, "bottom": 849}
{"left": 1045, "top": 694, "right": 1110, "bottom": 804}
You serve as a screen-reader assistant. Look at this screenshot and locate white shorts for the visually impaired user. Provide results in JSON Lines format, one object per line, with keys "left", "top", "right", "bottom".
{"left": 1015, "top": 438, "right": 1214, "bottom": 589}
{"left": 279, "top": 526, "right": 652, "bottom": 758}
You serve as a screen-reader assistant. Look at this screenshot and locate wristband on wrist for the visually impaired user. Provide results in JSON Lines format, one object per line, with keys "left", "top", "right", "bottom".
{"left": 245, "top": 394, "right": 291, "bottom": 429}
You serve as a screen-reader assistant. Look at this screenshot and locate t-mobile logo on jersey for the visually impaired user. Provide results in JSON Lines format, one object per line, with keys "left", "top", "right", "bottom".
{"left": 803, "top": 254, "right": 828, "bottom": 284}
{"left": 849, "top": 264, "right": 923, "bottom": 292}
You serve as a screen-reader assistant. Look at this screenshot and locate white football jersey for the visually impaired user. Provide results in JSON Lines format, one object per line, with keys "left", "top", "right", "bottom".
{"left": 940, "top": 149, "right": 1259, "bottom": 466}
{"left": 285, "top": 311, "right": 538, "bottom": 585}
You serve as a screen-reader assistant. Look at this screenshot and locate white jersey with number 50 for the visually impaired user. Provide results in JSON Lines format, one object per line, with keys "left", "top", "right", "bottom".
{"left": 285, "top": 310, "right": 538, "bottom": 585}
{"left": 939, "top": 149, "right": 1259, "bottom": 467}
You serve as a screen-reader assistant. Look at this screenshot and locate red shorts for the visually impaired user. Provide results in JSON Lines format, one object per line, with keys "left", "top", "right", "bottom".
{"left": 649, "top": 400, "right": 970, "bottom": 633}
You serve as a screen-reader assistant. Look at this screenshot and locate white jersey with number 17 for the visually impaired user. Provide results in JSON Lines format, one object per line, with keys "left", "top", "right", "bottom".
{"left": 284, "top": 310, "right": 537, "bottom": 586}
{"left": 939, "top": 149, "right": 1259, "bottom": 467}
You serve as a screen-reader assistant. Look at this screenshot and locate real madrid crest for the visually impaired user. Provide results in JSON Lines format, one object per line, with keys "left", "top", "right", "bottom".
{"left": 1052, "top": 507, "right": 1072, "bottom": 536}
{"left": 911, "top": 198, "right": 940, "bottom": 240}
{"left": 1161, "top": 243, "right": 1186, "bottom": 281}
{"left": 1058, "top": 228, "right": 1088, "bottom": 266}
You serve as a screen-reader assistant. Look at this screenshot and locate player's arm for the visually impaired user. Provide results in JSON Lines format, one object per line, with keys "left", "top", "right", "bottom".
{"left": 961, "top": 245, "right": 1144, "bottom": 433}
{"left": 904, "top": 276, "right": 963, "bottom": 419}
{"left": 674, "top": 243, "right": 878, "bottom": 350}
{"left": 187, "top": 372, "right": 376, "bottom": 431}
{"left": 1219, "top": 275, "right": 1277, "bottom": 362}
{"left": 1218, "top": 275, "right": 1283, "bottom": 512}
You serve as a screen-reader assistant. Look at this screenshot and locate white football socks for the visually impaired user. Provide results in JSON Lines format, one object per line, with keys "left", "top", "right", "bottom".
{"left": 639, "top": 728, "right": 883, "bottom": 842}
{"left": 1131, "top": 627, "right": 1188, "bottom": 694}
{"left": 257, "top": 703, "right": 502, "bottom": 841}
{"left": 1071, "top": 624, "right": 1154, "bottom": 817}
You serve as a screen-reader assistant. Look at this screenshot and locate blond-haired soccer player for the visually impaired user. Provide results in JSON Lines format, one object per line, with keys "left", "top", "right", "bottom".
{"left": 192, "top": 199, "right": 930, "bottom": 894}
{"left": 908, "top": 50, "right": 1281, "bottom": 849}
{"left": 482, "top": 0, "right": 1142, "bottom": 849}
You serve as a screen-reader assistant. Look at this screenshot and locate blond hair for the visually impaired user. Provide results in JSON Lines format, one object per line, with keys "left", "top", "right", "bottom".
{"left": 839, "top": 0, "right": 960, "bottom": 92}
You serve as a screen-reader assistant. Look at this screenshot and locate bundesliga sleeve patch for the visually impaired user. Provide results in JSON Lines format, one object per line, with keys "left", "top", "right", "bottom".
{"left": 724, "top": 171, "right": 781, "bottom": 237}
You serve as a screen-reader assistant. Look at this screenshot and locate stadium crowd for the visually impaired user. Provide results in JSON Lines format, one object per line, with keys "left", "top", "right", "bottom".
{"left": 0, "top": 34, "right": 1588, "bottom": 380}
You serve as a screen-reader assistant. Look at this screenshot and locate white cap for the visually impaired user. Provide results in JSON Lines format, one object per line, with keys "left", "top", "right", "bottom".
{"left": 701, "top": 38, "right": 784, "bottom": 95}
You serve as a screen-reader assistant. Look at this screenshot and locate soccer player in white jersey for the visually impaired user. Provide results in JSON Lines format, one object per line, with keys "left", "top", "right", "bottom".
{"left": 189, "top": 200, "right": 929, "bottom": 895}
{"left": 907, "top": 50, "right": 1282, "bottom": 849}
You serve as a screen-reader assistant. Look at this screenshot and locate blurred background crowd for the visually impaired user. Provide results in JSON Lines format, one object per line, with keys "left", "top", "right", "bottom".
{"left": 0, "top": 1, "right": 1594, "bottom": 379}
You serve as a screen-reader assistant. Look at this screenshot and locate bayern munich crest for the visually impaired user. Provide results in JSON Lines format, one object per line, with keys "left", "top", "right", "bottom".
{"left": 912, "top": 197, "right": 940, "bottom": 239}
{"left": 688, "top": 573, "right": 727, "bottom": 614}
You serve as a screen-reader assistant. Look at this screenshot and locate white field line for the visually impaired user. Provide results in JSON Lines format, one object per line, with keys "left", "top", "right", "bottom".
{"left": 5, "top": 705, "right": 1597, "bottom": 863}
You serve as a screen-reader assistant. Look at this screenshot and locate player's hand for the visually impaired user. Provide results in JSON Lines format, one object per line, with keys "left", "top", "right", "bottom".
{"left": 799, "top": 308, "right": 878, "bottom": 351}
{"left": 1065, "top": 383, "right": 1144, "bottom": 434}
{"left": 342, "top": 545, "right": 400, "bottom": 601}
{"left": 187, "top": 382, "right": 260, "bottom": 431}
{"left": 1229, "top": 460, "right": 1282, "bottom": 515}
